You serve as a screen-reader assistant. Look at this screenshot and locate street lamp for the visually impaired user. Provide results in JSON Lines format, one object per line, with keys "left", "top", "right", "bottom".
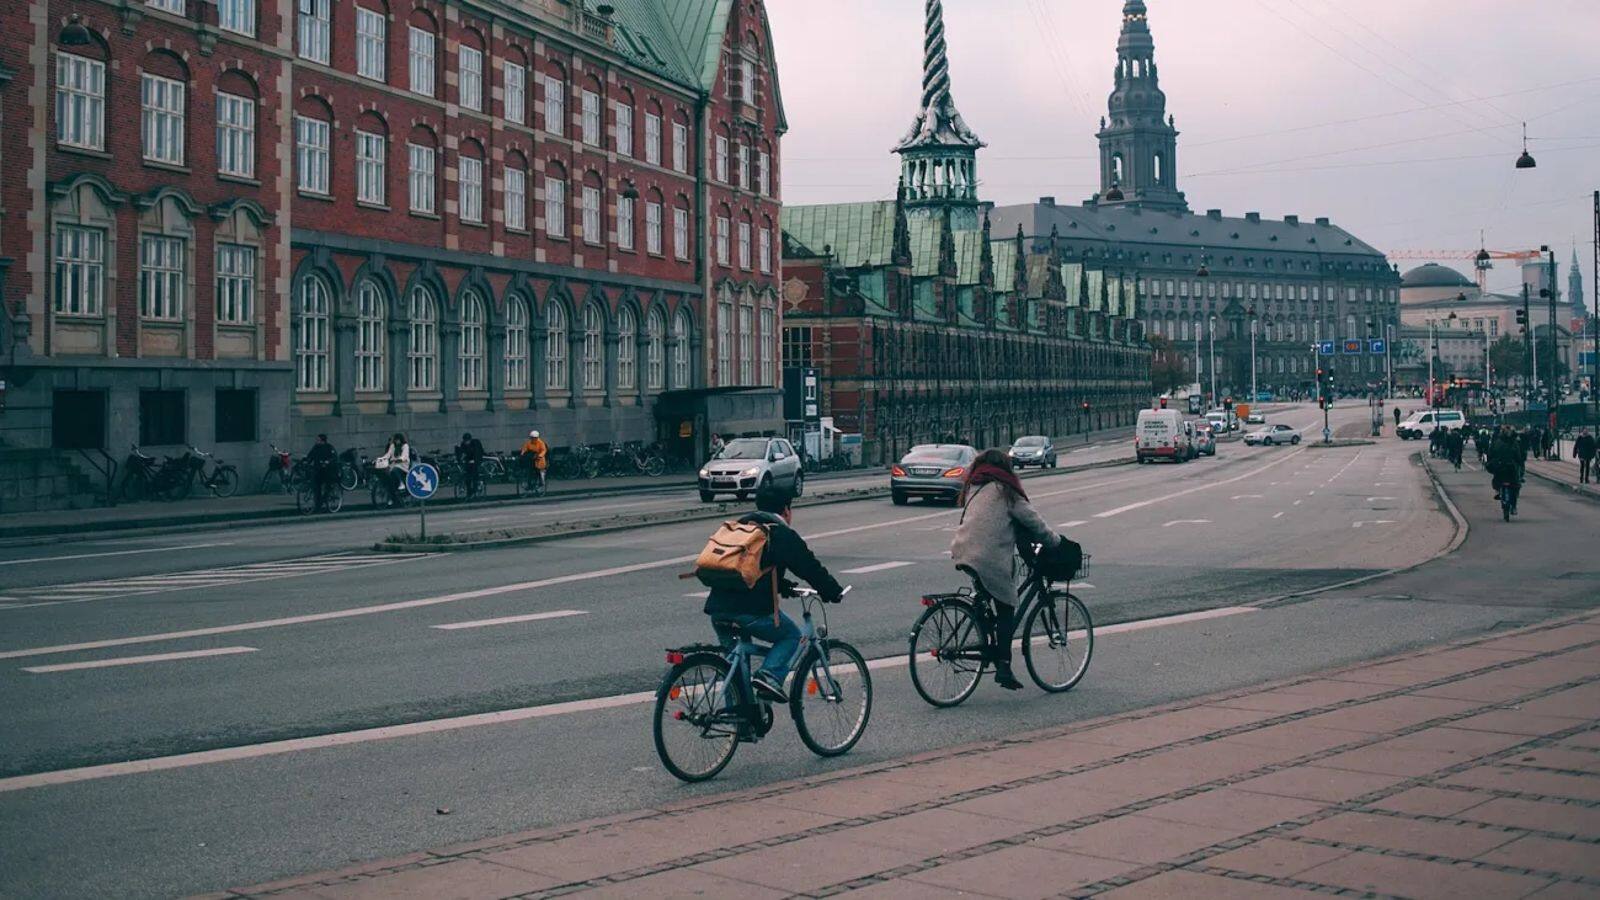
{"left": 58, "top": 13, "right": 93, "bottom": 46}
{"left": 1515, "top": 122, "right": 1537, "bottom": 169}
{"left": 1248, "top": 305, "right": 1258, "bottom": 406}
{"left": 1208, "top": 314, "right": 1217, "bottom": 407}
{"left": 1429, "top": 312, "right": 1458, "bottom": 415}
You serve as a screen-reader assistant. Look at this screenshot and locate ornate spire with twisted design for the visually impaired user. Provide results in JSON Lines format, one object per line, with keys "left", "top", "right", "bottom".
{"left": 894, "top": 0, "right": 983, "bottom": 152}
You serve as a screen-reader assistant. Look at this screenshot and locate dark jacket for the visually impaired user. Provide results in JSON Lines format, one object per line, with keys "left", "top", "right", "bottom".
{"left": 306, "top": 441, "right": 337, "bottom": 468}
{"left": 1574, "top": 434, "right": 1596, "bottom": 460}
{"left": 1487, "top": 437, "right": 1521, "bottom": 481}
{"left": 456, "top": 438, "right": 485, "bottom": 463}
{"left": 704, "top": 511, "right": 843, "bottom": 620}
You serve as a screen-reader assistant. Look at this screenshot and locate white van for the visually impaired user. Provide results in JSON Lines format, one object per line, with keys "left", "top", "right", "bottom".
{"left": 1136, "top": 409, "right": 1194, "bottom": 463}
{"left": 1397, "top": 409, "right": 1465, "bottom": 440}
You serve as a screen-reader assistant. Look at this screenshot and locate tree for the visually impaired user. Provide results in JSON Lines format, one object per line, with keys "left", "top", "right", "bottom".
{"left": 1489, "top": 335, "right": 1528, "bottom": 383}
{"left": 1148, "top": 334, "right": 1188, "bottom": 396}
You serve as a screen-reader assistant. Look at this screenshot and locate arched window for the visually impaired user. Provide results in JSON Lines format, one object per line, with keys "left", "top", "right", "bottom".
{"left": 759, "top": 298, "right": 774, "bottom": 386}
{"left": 737, "top": 296, "right": 754, "bottom": 385}
{"left": 545, "top": 302, "right": 568, "bottom": 390}
{"left": 505, "top": 296, "right": 529, "bottom": 391}
{"left": 356, "top": 281, "right": 386, "bottom": 392}
{"left": 408, "top": 286, "right": 438, "bottom": 391}
{"left": 582, "top": 302, "right": 604, "bottom": 389}
{"left": 1153, "top": 152, "right": 1165, "bottom": 184}
{"left": 645, "top": 307, "right": 666, "bottom": 390}
{"left": 1345, "top": 314, "right": 1357, "bottom": 340}
{"left": 617, "top": 306, "right": 636, "bottom": 390}
{"left": 671, "top": 307, "right": 691, "bottom": 389}
{"left": 459, "top": 290, "right": 485, "bottom": 390}
{"left": 1110, "top": 153, "right": 1125, "bottom": 184}
{"left": 296, "top": 276, "right": 331, "bottom": 392}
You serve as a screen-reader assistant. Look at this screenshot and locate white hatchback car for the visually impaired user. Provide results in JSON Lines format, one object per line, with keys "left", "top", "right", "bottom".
{"left": 1244, "top": 423, "right": 1301, "bottom": 446}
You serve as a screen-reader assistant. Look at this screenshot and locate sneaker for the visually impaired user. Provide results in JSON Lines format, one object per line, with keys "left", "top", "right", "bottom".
{"left": 750, "top": 672, "right": 788, "bottom": 702}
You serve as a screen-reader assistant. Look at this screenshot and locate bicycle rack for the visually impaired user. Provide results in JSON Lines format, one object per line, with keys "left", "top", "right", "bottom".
{"left": 76, "top": 448, "right": 118, "bottom": 507}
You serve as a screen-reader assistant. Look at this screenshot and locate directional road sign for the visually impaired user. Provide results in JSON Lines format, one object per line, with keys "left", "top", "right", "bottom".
{"left": 1368, "top": 339, "right": 1386, "bottom": 354}
{"left": 1342, "top": 339, "right": 1363, "bottom": 355}
{"left": 1317, "top": 341, "right": 1335, "bottom": 356}
{"left": 405, "top": 463, "right": 439, "bottom": 501}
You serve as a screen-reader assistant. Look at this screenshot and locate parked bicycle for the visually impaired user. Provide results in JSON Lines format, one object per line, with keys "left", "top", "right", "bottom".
{"left": 119, "top": 445, "right": 196, "bottom": 502}
{"left": 338, "top": 449, "right": 367, "bottom": 492}
{"left": 261, "top": 444, "right": 295, "bottom": 494}
{"left": 551, "top": 444, "right": 600, "bottom": 480}
{"left": 908, "top": 549, "right": 1093, "bottom": 706}
{"left": 653, "top": 586, "right": 870, "bottom": 782}
{"left": 184, "top": 446, "right": 240, "bottom": 498}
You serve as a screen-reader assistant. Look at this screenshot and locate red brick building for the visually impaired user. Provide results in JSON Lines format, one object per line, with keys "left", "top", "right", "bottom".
{"left": 0, "top": 0, "right": 784, "bottom": 509}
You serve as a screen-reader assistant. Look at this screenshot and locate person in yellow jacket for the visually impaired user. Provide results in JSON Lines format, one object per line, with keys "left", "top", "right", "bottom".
{"left": 519, "top": 430, "right": 549, "bottom": 490}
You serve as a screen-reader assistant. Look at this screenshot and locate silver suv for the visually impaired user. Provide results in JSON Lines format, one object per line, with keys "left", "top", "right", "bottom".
{"left": 698, "top": 437, "right": 804, "bottom": 502}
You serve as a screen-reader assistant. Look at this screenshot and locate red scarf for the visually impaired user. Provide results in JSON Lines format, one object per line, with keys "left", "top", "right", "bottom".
{"left": 965, "top": 462, "right": 1027, "bottom": 503}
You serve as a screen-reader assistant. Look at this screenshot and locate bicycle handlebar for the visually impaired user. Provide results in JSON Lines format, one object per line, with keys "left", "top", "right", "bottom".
{"left": 787, "top": 584, "right": 851, "bottom": 603}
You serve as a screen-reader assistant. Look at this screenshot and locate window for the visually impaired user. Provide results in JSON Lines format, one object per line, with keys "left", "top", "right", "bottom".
{"left": 758, "top": 150, "right": 770, "bottom": 196}
{"left": 759, "top": 227, "right": 771, "bottom": 274}
{"left": 582, "top": 185, "right": 601, "bottom": 244}
{"left": 504, "top": 62, "right": 525, "bottom": 124}
{"left": 458, "top": 45, "right": 483, "bottom": 111}
{"left": 56, "top": 54, "right": 105, "bottom": 150}
{"left": 716, "top": 216, "right": 730, "bottom": 266}
{"left": 296, "top": 276, "right": 331, "bottom": 392}
{"left": 783, "top": 325, "right": 814, "bottom": 368}
{"left": 580, "top": 89, "right": 601, "bottom": 145}
{"left": 737, "top": 143, "right": 749, "bottom": 190}
{"left": 505, "top": 298, "right": 529, "bottom": 391}
{"left": 546, "top": 303, "right": 568, "bottom": 390}
{"left": 297, "top": 0, "right": 330, "bottom": 64}
{"left": 646, "top": 308, "right": 665, "bottom": 390}
{"left": 214, "top": 389, "right": 257, "bottom": 443}
{"left": 615, "top": 103, "right": 632, "bottom": 156}
{"left": 355, "top": 282, "right": 385, "bottom": 392}
{"left": 545, "top": 175, "right": 566, "bottom": 237}
{"left": 672, "top": 309, "right": 691, "bottom": 388}
{"left": 139, "top": 236, "right": 184, "bottom": 321}
{"left": 717, "top": 297, "right": 732, "bottom": 382}
{"left": 581, "top": 303, "right": 603, "bottom": 389}
{"left": 504, "top": 165, "right": 527, "bottom": 230}
{"left": 646, "top": 201, "right": 662, "bottom": 254}
{"left": 355, "top": 130, "right": 386, "bottom": 205}
{"left": 740, "top": 58, "right": 756, "bottom": 104}
{"left": 644, "top": 112, "right": 661, "bottom": 165}
{"left": 216, "top": 93, "right": 255, "bottom": 178}
{"left": 218, "top": 0, "right": 255, "bottom": 35}
{"left": 139, "top": 390, "right": 187, "bottom": 446}
{"left": 715, "top": 135, "right": 729, "bottom": 182}
{"left": 544, "top": 76, "right": 565, "bottom": 136}
{"left": 356, "top": 7, "right": 386, "bottom": 81}
{"left": 458, "top": 154, "right": 483, "bottom": 223}
{"left": 616, "top": 194, "right": 634, "bottom": 250}
{"left": 408, "top": 142, "right": 435, "bottom": 213}
{"left": 617, "top": 307, "right": 636, "bottom": 391}
{"left": 54, "top": 225, "right": 104, "bottom": 316}
{"left": 759, "top": 305, "right": 774, "bottom": 386}
{"left": 459, "top": 292, "right": 484, "bottom": 391}
{"left": 408, "top": 287, "right": 438, "bottom": 391}
{"left": 738, "top": 221, "right": 752, "bottom": 270}
{"left": 140, "top": 74, "right": 185, "bottom": 165}
{"left": 408, "top": 26, "right": 435, "bottom": 96}
{"left": 674, "top": 207, "right": 690, "bottom": 260}
{"left": 672, "top": 121, "right": 688, "bottom": 172}
{"left": 737, "top": 302, "right": 753, "bottom": 384}
{"left": 216, "top": 243, "right": 255, "bottom": 325}
{"left": 295, "top": 115, "right": 330, "bottom": 194}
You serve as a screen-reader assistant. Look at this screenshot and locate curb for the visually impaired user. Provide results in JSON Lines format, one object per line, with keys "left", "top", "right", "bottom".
{"left": 375, "top": 456, "right": 1136, "bottom": 553}
{"left": 1524, "top": 465, "right": 1600, "bottom": 503}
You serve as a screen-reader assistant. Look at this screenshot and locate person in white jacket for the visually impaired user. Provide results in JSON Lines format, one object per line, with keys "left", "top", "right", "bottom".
{"left": 949, "top": 449, "right": 1062, "bottom": 690}
{"left": 374, "top": 433, "right": 411, "bottom": 506}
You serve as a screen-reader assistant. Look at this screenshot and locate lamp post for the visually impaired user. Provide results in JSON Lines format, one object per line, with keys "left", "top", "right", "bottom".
{"left": 1195, "top": 254, "right": 1210, "bottom": 404}
{"left": 1593, "top": 190, "right": 1599, "bottom": 426}
{"left": 1385, "top": 322, "right": 1394, "bottom": 401}
{"left": 1248, "top": 306, "right": 1258, "bottom": 406}
{"left": 1208, "top": 314, "right": 1217, "bottom": 406}
{"left": 1192, "top": 318, "right": 1201, "bottom": 400}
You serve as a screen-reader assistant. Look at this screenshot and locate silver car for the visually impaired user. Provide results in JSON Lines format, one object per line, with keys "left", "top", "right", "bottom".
{"left": 1008, "top": 435, "right": 1058, "bottom": 469}
{"left": 698, "top": 437, "right": 804, "bottom": 502}
{"left": 890, "top": 444, "right": 978, "bottom": 506}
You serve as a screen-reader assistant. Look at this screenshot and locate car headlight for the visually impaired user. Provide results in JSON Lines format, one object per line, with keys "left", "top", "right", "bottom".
{"left": 698, "top": 468, "right": 709, "bottom": 478}
{"left": 741, "top": 466, "right": 761, "bottom": 477}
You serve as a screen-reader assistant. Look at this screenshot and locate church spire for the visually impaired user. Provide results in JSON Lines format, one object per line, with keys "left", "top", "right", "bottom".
{"left": 894, "top": 0, "right": 984, "bottom": 229}
{"left": 1092, "top": 0, "right": 1187, "bottom": 212}
{"left": 1571, "top": 246, "right": 1587, "bottom": 319}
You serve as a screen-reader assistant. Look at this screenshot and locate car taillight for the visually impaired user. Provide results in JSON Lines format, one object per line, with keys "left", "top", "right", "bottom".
{"left": 942, "top": 467, "right": 966, "bottom": 478}
{"left": 665, "top": 651, "right": 684, "bottom": 664}
{"left": 891, "top": 465, "right": 907, "bottom": 477}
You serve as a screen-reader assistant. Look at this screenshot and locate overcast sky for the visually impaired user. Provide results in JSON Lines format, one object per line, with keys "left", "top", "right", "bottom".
{"left": 766, "top": 0, "right": 1600, "bottom": 297}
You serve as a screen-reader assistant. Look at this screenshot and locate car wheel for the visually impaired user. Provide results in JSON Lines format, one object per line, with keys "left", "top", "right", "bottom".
{"left": 891, "top": 491, "right": 908, "bottom": 506}
{"left": 1292, "top": 435, "right": 1301, "bottom": 445}
{"left": 699, "top": 491, "right": 715, "bottom": 503}
{"left": 792, "top": 471, "right": 804, "bottom": 497}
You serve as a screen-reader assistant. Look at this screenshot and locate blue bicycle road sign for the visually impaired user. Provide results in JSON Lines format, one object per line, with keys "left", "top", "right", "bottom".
{"left": 405, "top": 463, "right": 439, "bottom": 500}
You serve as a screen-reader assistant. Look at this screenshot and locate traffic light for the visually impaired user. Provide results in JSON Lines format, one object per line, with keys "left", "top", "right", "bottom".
{"left": 1516, "top": 309, "right": 1528, "bottom": 332}
{"left": 1223, "top": 397, "right": 1234, "bottom": 410}
{"left": 1081, "top": 401, "right": 1091, "bottom": 415}
{"left": 1159, "top": 396, "right": 1168, "bottom": 409}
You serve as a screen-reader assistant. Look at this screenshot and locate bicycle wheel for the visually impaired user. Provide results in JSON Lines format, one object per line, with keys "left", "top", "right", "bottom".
{"left": 1022, "top": 593, "right": 1093, "bottom": 693}
{"left": 295, "top": 484, "right": 317, "bottom": 515}
{"left": 790, "top": 639, "right": 872, "bottom": 757}
{"left": 908, "top": 601, "right": 989, "bottom": 707}
{"left": 163, "top": 473, "right": 195, "bottom": 502}
{"left": 644, "top": 455, "right": 666, "bottom": 477}
{"left": 653, "top": 653, "right": 740, "bottom": 783}
{"left": 325, "top": 484, "right": 344, "bottom": 514}
{"left": 339, "top": 463, "right": 360, "bottom": 492}
{"left": 212, "top": 467, "right": 240, "bottom": 498}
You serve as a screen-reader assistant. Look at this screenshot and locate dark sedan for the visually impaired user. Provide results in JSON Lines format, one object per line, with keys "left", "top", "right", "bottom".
{"left": 890, "top": 444, "right": 978, "bottom": 506}
{"left": 1008, "top": 435, "right": 1057, "bottom": 469}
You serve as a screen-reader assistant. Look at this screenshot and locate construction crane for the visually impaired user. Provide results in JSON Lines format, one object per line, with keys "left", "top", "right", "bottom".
{"left": 1387, "top": 246, "right": 1544, "bottom": 292}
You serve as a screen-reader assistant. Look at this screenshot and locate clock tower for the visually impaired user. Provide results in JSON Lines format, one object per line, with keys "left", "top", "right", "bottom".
{"left": 1093, "top": 0, "right": 1188, "bottom": 212}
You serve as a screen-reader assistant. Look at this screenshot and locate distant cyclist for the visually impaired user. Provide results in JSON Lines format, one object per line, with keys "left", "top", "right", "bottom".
{"left": 519, "top": 430, "right": 549, "bottom": 490}
{"left": 1486, "top": 426, "right": 1523, "bottom": 515}
{"left": 305, "top": 434, "right": 338, "bottom": 512}
{"left": 455, "top": 432, "right": 485, "bottom": 498}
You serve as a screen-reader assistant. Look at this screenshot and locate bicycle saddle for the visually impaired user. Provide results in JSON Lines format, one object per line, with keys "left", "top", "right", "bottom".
{"left": 954, "top": 564, "right": 990, "bottom": 597}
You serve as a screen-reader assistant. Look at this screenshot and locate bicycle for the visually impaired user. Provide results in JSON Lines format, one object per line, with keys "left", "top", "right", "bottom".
{"left": 338, "top": 449, "right": 367, "bottom": 492}
{"left": 261, "top": 445, "right": 295, "bottom": 494}
{"left": 908, "top": 550, "right": 1093, "bottom": 707}
{"left": 185, "top": 446, "right": 240, "bottom": 498}
{"left": 296, "top": 465, "right": 344, "bottom": 514}
{"left": 653, "top": 586, "right": 870, "bottom": 783}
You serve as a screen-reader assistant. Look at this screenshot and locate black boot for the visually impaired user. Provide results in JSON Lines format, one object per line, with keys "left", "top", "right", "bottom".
{"left": 993, "top": 661, "right": 1024, "bottom": 691}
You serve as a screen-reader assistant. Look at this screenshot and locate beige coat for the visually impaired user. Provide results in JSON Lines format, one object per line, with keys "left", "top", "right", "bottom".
{"left": 949, "top": 482, "right": 1057, "bottom": 605}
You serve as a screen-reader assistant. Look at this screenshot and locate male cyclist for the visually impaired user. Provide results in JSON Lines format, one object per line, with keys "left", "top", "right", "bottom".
{"left": 1486, "top": 426, "right": 1523, "bottom": 515}
{"left": 455, "top": 432, "right": 485, "bottom": 498}
{"left": 704, "top": 484, "right": 844, "bottom": 702}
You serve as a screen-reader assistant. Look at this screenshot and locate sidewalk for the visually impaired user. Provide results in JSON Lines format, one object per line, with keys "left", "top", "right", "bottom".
{"left": 1526, "top": 457, "right": 1600, "bottom": 502}
{"left": 220, "top": 613, "right": 1600, "bottom": 900}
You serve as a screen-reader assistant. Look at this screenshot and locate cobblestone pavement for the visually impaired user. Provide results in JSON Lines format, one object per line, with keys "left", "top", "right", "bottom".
{"left": 216, "top": 611, "right": 1600, "bottom": 900}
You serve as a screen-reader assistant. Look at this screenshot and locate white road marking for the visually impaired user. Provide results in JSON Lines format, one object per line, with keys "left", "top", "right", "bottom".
{"left": 0, "top": 606, "right": 1256, "bottom": 793}
{"left": 21, "top": 647, "right": 257, "bottom": 674}
{"left": 1366, "top": 496, "right": 1397, "bottom": 502}
{"left": 1057, "top": 520, "right": 1089, "bottom": 528}
{"left": 1092, "top": 450, "right": 1305, "bottom": 519}
{"left": 1307, "top": 490, "right": 1317, "bottom": 495}
{"left": 1293, "top": 499, "right": 1303, "bottom": 506}
{"left": 1230, "top": 494, "right": 1264, "bottom": 500}
{"left": 1352, "top": 520, "right": 1397, "bottom": 529}
{"left": 1162, "top": 519, "right": 1212, "bottom": 527}
{"left": 842, "top": 561, "right": 916, "bottom": 575}
{"left": 0, "top": 542, "right": 236, "bottom": 568}
{"left": 682, "top": 591, "right": 710, "bottom": 599}
{"left": 431, "top": 610, "right": 588, "bottom": 631}
{"left": 1273, "top": 512, "right": 1285, "bottom": 519}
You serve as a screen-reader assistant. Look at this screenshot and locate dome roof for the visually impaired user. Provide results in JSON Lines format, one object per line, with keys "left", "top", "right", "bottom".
{"left": 1401, "top": 263, "right": 1473, "bottom": 289}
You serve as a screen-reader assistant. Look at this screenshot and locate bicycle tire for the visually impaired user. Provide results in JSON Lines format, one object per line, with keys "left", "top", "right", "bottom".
{"left": 164, "top": 473, "right": 195, "bottom": 502}
{"left": 212, "top": 466, "right": 240, "bottom": 498}
{"left": 908, "top": 600, "right": 989, "bottom": 708}
{"left": 295, "top": 484, "right": 317, "bottom": 515}
{"left": 790, "top": 639, "right": 872, "bottom": 757}
{"left": 339, "top": 464, "right": 360, "bottom": 492}
{"left": 325, "top": 484, "right": 344, "bottom": 513}
{"left": 644, "top": 456, "right": 666, "bottom": 477}
{"left": 1022, "top": 593, "right": 1093, "bottom": 693}
{"left": 653, "top": 653, "right": 740, "bottom": 783}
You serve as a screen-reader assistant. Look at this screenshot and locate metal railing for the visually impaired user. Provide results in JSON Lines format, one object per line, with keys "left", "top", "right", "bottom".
{"left": 75, "top": 448, "right": 118, "bottom": 508}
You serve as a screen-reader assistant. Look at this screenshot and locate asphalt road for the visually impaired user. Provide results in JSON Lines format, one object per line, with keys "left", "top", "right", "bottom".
{"left": 3, "top": 402, "right": 1592, "bottom": 898}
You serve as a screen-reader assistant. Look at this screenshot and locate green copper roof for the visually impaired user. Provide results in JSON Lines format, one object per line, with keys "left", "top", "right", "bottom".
{"left": 909, "top": 218, "right": 942, "bottom": 278}
{"left": 781, "top": 201, "right": 897, "bottom": 268}
{"left": 991, "top": 240, "right": 1018, "bottom": 294}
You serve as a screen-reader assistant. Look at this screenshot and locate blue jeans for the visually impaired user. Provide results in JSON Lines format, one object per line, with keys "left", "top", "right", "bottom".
{"left": 713, "top": 611, "right": 801, "bottom": 681}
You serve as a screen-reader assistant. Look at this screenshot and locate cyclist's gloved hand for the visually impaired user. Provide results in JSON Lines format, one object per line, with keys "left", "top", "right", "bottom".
{"left": 779, "top": 577, "right": 801, "bottom": 598}
{"left": 823, "top": 588, "right": 845, "bottom": 604}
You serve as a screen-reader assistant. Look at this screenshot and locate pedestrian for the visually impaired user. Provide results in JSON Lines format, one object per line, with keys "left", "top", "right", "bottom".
{"left": 709, "top": 432, "right": 726, "bottom": 461}
{"left": 1446, "top": 428, "right": 1465, "bottom": 470}
{"left": 1542, "top": 427, "right": 1556, "bottom": 461}
{"left": 305, "top": 433, "right": 338, "bottom": 512}
{"left": 1575, "top": 428, "right": 1597, "bottom": 484}
{"left": 455, "top": 432, "right": 485, "bottom": 499}
{"left": 519, "top": 430, "right": 549, "bottom": 490}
